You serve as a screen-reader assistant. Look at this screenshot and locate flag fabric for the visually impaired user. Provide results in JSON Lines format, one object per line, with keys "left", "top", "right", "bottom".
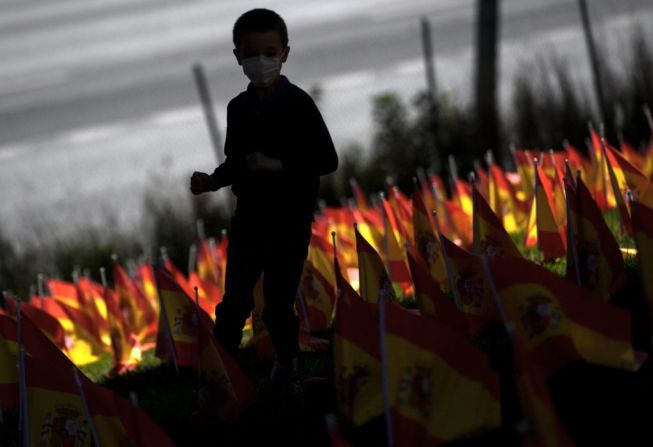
{"left": 487, "top": 256, "right": 638, "bottom": 378}
{"left": 333, "top": 259, "right": 383, "bottom": 426}
{"left": 381, "top": 194, "right": 413, "bottom": 296}
{"left": 412, "top": 189, "right": 449, "bottom": 290}
{"left": 13, "top": 299, "right": 66, "bottom": 350}
{"left": 113, "top": 263, "right": 158, "bottom": 342}
{"left": 606, "top": 143, "right": 653, "bottom": 208}
{"left": 356, "top": 226, "right": 397, "bottom": 307}
{"left": 298, "top": 258, "right": 336, "bottom": 331}
{"left": 47, "top": 279, "right": 106, "bottom": 354}
{"left": 76, "top": 277, "right": 111, "bottom": 349}
{"left": 154, "top": 266, "right": 203, "bottom": 368}
{"left": 534, "top": 164, "right": 566, "bottom": 261}
{"left": 383, "top": 302, "right": 501, "bottom": 445}
{"left": 511, "top": 337, "right": 574, "bottom": 447}
{"left": 405, "top": 249, "right": 468, "bottom": 338}
{"left": 197, "top": 238, "right": 220, "bottom": 286}
{"left": 197, "top": 310, "right": 255, "bottom": 420}
{"left": 472, "top": 185, "right": 521, "bottom": 259}
{"left": 102, "top": 286, "right": 141, "bottom": 375}
{"left": 41, "top": 297, "right": 103, "bottom": 366}
{"left": 0, "top": 316, "right": 18, "bottom": 412}
{"left": 439, "top": 235, "right": 497, "bottom": 339}
{"left": 565, "top": 176, "right": 626, "bottom": 299}
{"left": 489, "top": 163, "right": 522, "bottom": 234}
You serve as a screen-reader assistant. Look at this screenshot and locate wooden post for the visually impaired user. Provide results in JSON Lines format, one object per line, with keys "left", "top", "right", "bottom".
{"left": 192, "top": 63, "right": 223, "bottom": 165}
{"left": 578, "top": 0, "right": 607, "bottom": 124}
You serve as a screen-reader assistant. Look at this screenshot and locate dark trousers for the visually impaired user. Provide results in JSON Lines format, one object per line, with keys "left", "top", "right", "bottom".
{"left": 213, "top": 215, "right": 312, "bottom": 363}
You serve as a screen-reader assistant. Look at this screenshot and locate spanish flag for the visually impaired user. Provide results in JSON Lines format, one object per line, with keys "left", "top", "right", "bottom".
{"left": 472, "top": 184, "right": 521, "bottom": 259}
{"left": 512, "top": 337, "right": 574, "bottom": 447}
{"left": 382, "top": 301, "right": 501, "bottom": 445}
{"left": 412, "top": 188, "right": 448, "bottom": 290}
{"left": 606, "top": 143, "right": 653, "bottom": 208}
{"left": 299, "top": 258, "right": 336, "bottom": 331}
{"left": 197, "top": 238, "right": 220, "bottom": 286}
{"left": 103, "top": 286, "right": 141, "bottom": 375}
{"left": 440, "top": 235, "right": 498, "bottom": 339}
{"left": 487, "top": 256, "right": 638, "bottom": 378}
{"left": 114, "top": 263, "right": 158, "bottom": 342}
{"left": 356, "top": 226, "right": 397, "bottom": 306}
{"left": 197, "top": 310, "right": 255, "bottom": 420}
{"left": 154, "top": 266, "right": 203, "bottom": 368}
{"left": 405, "top": 249, "right": 468, "bottom": 338}
{"left": 565, "top": 176, "right": 626, "bottom": 299}
{"left": 381, "top": 200, "right": 413, "bottom": 297}
{"left": 333, "top": 259, "right": 383, "bottom": 426}
{"left": 0, "top": 316, "right": 18, "bottom": 412}
{"left": 534, "top": 164, "right": 566, "bottom": 261}
{"left": 604, "top": 143, "right": 634, "bottom": 236}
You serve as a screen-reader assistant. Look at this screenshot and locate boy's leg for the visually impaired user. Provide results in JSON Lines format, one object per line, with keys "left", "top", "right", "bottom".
{"left": 261, "top": 224, "right": 312, "bottom": 364}
{"left": 214, "top": 217, "right": 263, "bottom": 356}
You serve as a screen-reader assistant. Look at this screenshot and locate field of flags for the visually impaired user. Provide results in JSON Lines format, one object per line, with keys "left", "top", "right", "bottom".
{"left": 3, "top": 122, "right": 653, "bottom": 445}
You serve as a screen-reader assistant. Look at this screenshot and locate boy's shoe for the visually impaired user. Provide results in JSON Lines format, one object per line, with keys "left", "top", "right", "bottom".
{"left": 270, "top": 357, "right": 302, "bottom": 395}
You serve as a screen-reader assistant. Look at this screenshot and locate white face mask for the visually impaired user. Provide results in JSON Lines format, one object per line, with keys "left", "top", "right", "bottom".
{"left": 241, "top": 55, "right": 281, "bottom": 87}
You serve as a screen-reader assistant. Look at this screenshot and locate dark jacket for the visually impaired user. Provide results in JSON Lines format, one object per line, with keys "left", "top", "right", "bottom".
{"left": 209, "top": 76, "right": 338, "bottom": 224}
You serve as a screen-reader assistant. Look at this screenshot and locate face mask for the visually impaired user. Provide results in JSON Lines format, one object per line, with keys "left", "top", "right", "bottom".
{"left": 241, "top": 56, "right": 281, "bottom": 87}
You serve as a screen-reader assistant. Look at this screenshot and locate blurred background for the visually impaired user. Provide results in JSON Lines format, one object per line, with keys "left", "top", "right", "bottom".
{"left": 1, "top": 0, "right": 652, "bottom": 291}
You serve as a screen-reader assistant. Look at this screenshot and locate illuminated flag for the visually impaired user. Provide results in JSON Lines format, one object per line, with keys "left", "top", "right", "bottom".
{"left": 113, "top": 263, "right": 158, "bottom": 342}
{"left": 566, "top": 176, "right": 626, "bottom": 299}
{"left": 356, "top": 226, "right": 397, "bottom": 306}
{"left": 487, "top": 256, "right": 638, "bottom": 378}
{"left": 405, "top": 249, "right": 468, "bottom": 338}
{"left": 412, "top": 189, "right": 448, "bottom": 290}
{"left": 383, "top": 302, "right": 501, "bottom": 445}
{"left": 440, "top": 235, "right": 498, "bottom": 339}
{"left": 534, "top": 164, "right": 566, "bottom": 261}
{"left": 333, "top": 259, "right": 383, "bottom": 426}
{"left": 472, "top": 185, "right": 521, "bottom": 259}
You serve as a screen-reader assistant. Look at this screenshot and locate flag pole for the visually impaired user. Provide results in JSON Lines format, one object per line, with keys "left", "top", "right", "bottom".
{"left": 330, "top": 231, "right": 339, "bottom": 325}
{"left": 432, "top": 211, "right": 459, "bottom": 308}
{"left": 16, "top": 304, "right": 29, "bottom": 447}
{"left": 564, "top": 178, "right": 582, "bottom": 286}
{"left": 471, "top": 172, "right": 480, "bottom": 255}
{"left": 194, "top": 286, "right": 202, "bottom": 404}
{"left": 37, "top": 273, "right": 45, "bottom": 309}
{"left": 296, "top": 288, "right": 312, "bottom": 333}
{"left": 377, "top": 293, "right": 395, "bottom": 447}
{"left": 479, "top": 255, "right": 511, "bottom": 336}
{"left": 152, "top": 264, "right": 179, "bottom": 374}
{"left": 72, "top": 367, "right": 101, "bottom": 447}
{"left": 187, "top": 244, "right": 197, "bottom": 277}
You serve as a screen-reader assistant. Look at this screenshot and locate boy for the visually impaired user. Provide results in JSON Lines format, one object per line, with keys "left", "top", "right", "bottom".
{"left": 190, "top": 9, "right": 338, "bottom": 388}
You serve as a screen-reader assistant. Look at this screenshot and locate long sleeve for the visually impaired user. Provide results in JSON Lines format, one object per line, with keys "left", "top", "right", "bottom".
{"left": 279, "top": 96, "right": 338, "bottom": 177}
{"left": 208, "top": 101, "right": 242, "bottom": 191}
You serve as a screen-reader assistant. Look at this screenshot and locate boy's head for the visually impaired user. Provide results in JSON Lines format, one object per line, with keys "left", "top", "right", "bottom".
{"left": 232, "top": 9, "right": 289, "bottom": 87}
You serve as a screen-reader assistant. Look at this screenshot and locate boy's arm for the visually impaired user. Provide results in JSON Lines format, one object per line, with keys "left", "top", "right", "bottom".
{"left": 279, "top": 97, "right": 338, "bottom": 176}
{"left": 208, "top": 101, "right": 241, "bottom": 190}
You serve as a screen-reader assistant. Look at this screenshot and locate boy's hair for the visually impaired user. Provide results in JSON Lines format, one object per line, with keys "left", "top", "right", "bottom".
{"left": 233, "top": 9, "right": 288, "bottom": 49}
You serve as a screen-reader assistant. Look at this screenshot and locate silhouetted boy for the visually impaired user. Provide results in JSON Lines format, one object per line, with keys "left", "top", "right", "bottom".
{"left": 190, "top": 9, "right": 338, "bottom": 388}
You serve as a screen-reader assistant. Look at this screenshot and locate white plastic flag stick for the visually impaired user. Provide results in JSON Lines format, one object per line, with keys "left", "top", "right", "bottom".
{"left": 152, "top": 265, "right": 179, "bottom": 374}
{"left": 432, "top": 211, "right": 459, "bottom": 308}
{"left": 564, "top": 179, "right": 582, "bottom": 285}
{"left": 16, "top": 304, "right": 29, "bottom": 447}
{"left": 72, "top": 367, "right": 101, "bottom": 447}
{"left": 377, "top": 292, "right": 395, "bottom": 447}
{"left": 479, "top": 255, "right": 512, "bottom": 337}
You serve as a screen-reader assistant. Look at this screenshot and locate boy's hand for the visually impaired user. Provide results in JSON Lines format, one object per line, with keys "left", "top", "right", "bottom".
{"left": 246, "top": 152, "right": 283, "bottom": 173}
{"left": 190, "top": 171, "right": 212, "bottom": 195}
